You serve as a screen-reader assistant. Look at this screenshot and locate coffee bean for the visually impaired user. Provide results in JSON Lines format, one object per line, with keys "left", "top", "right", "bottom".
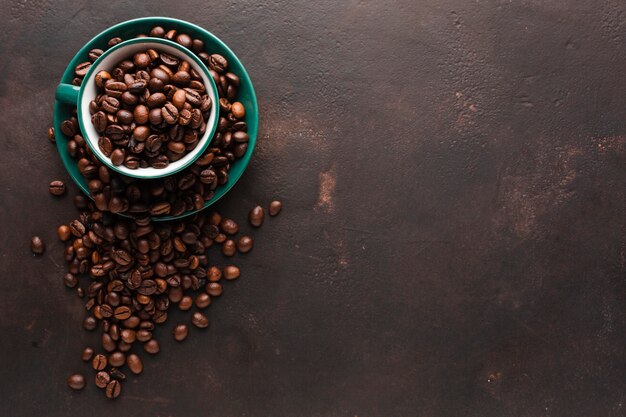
{"left": 219, "top": 219, "right": 239, "bottom": 235}
{"left": 126, "top": 353, "right": 143, "bottom": 374}
{"left": 172, "top": 71, "right": 190, "bottom": 86}
{"left": 269, "top": 201, "right": 283, "bottom": 216}
{"left": 81, "top": 347, "right": 94, "bottom": 362}
{"left": 31, "top": 236, "right": 45, "bottom": 255}
{"left": 95, "top": 371, "right": 110, "bottom": 388}
{"left": 109, "top": 351, "right": 126, "bottom": 367}
{"left": 231, "top": 102, "right": 245, "bottom": 119}
{"left": 150, "top": 26, "right": 165, "bottom": 37}
{"left": 57, "top": 225, "right": 71, "bottom": 241}
{"left": 92, "top": 354, "right": 107, "bottom": 371}
{"left": 191, "top": 312, "right": 209, "bottom": 329}
{"left": 92, "top": 111, "right": 108, "bottom": 133}
{"left": 249, "top": 206, "right": 264, "bottom": 227}
{"left": 67, "top": 373, "right": 85, "bottom": 390}
{"left": 47, "top": 126, "right": 56, "bottom": 143}
{"left": 173, "top": 324, "right": 188, "bottom": 341}
{"left": 179, "top": 296, "right": 193, "bottom": 311}
{"left": 195, "top": 293, "right": 211, "bottom": 309}
{"left": 208, "top": 54, "right": 228, "bottom": 73}
{"left": 222, "top": 239, "right": 236, "bottom": 256}
{"left": 237, "top": 236, "right": 254, "bottom": 253}
{"left": 113, "top": 306, "right": 131, "bottom": 320}
{"left": 88, "top": 48, "right": 104, "bottom": 62}
{"left": 162, "top": 103, "right": 179, "bottom": 124}
{"left": 83, "top": 316, "right": 97, "bottom": 330}
{"left": 102, "top": 333, "right": 116, "bottom": 352}
{"left": 205, "top": 282, "right": 223, "bottom": 296}
{"left": 95, "top": 70, "right": 111, "bottom": 89}
{"left": 105, "top": 380, "right": 121, "bottom": 399}
{"left": 49, "top": 180, "right": 66, "bottom": 196}
{"left": 175, "top": 33, "right": 192, "bottom": 48}
{"left": 75, "top": 62, "right": 91, "bottom": 77}
{"left": 143, "top": 339, "right": 160, "bottom": 354}
{"left": 108, "top": 37, "right": 123, "bottom": 46}
{"left": 131, "top": 104, "right": 148, "bottom": 124}
{"left": 223, "top": 265, "right": 240, "bottom": 280}
{"left": 110, "top": 149, "right": 125, "bottom": 166}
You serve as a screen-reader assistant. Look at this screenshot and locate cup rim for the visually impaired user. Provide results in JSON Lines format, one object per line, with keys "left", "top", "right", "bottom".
{"left": 76, "top": 36, "right": 219, "bottom": 179}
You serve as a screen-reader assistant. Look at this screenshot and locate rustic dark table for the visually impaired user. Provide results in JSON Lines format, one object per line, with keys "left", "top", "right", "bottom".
{"left": 0, "top": 1, "right": 624, "bottom": 416}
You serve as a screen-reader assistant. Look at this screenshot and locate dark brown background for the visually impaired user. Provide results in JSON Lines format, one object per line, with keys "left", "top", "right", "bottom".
{"left": 0, "top": 1, "right": 624, "bottom": 416}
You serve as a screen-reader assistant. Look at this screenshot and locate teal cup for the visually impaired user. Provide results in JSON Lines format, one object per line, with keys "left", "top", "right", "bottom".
{"left": 56, "top": 37, "right": 219, "bottom": 179}
{"left": 53, "top": 17, "right": 258, "bottom": 221}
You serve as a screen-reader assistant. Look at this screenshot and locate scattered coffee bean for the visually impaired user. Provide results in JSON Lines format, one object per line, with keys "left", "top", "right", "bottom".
{"left": 31, "top": 236, "right": 45, "bottom": 255}
{"left": 173, "top": 324, "right": 189, "bottom": 341}
{"left": 223, "top": 265, "right": 241, "bottom": 280}
{"left": 191, "top": 312, "right": 209, "bottom": 329}
{"left": 195, "top": 293, "right": 211, "bottom": 309}
{"left": 81, "top": 347, "right": 94, "bottom": 362}
{"left": 269, "top": 200, "right": 282, "bottom": 216}
{"left": 105, "top": 380, "right": 121, "bottom": 399}
{"left": 249, "top": 206, "right": 264, "bottom": 227}
{"left": 49, "top": 180, "right": 66, "bottom": 196}
{"left": 143, "top": 339, "right": 160, "bottom": 354}
{"left": 126, "top": 353, "right": 143, "bottom": 374}
{"left": 94, "top": 371, "right": 110, "bottom": 389}
{"left": 67, "top": 373, "right": 86, "bottom": 390}
{"left": 47, "top": 127, "right": 56, "bottom": 143}
{"left": 237, "top": 236, "right": 253, "bottom": 253}
{"left": 222, "top": 239, "right": 236, "bottom": 256}
{"left": 92, "top": 354, "right": 107, "bottom": 371}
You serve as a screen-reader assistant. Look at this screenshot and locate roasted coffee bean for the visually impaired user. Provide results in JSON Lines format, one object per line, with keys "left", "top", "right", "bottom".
{"left": 105, "top": 380, "right": 121, "bottom": 399}
{"left": 220, "top": 219, "right": 239, "bottom": 235}
{"left": 110, "top": 149, "right": 125, "bottom": 166}
{"left": 162, "top": 103, "right": 179, "bottom": 124}
{"left": 75, "top": 62, "right": 91, "bottom": 77}
{"left": 249, "top": 206, "right": 264, "bottom": 227}
{"left": 191, "top": 312, "right": 209, "bottom": 329}
{"left": 150, "top": 26, "right": 165, "bottom": 37}
{"left": 143, "top": 339, "right": 160, "bottom": 354}
{"left": 81, "top": 347, "right": 94, "bottom": 362}
{"left": 172, "top": 71, "right": 190, "bottom": 86}
{"left": 67, "top": 373, "right": 86, "bottom": 390}
{"left": 62, "top": 271, "right": 78, "bottom": 288}
{"left": 92, "top": 354, "right": 107, "bottom": 371}
{"left": 58, "top": 225, "right": 71, "bottom": 241}
{"left": 269, "top": 200, "right": 283, "bottom": 216}
{"left": 113, "top": 306, "right": 131, "bottom": 320}
{"left": 88, "top": 48, "right": 104, "bottom": 62}
{"left": 49, "top": 180, "right": 67, "bottom": 196}
{"left": 47, "top": 126, "right": 56, "bottom": 143}
{"left": 31, "top": 236, "right": 45, "bottom": 255}
{"left": 231, "top": 102, "right": 245, "bottom": 119}
{"left": 109, "top": 352, "right": 126, "bottom": 367}
{"left": 195, "top": 293, "right": 211, "bottom": 309}
{"left": 92, "top": 111, "right": 108, "bottom": 133}
{"left": 206, "top": 282, "right": 223, "bottom": 296}
{"left": 208, "top": 54, "right": 228, "bottom": 73}
{"left": 83, "top": 316, "right": 97, "bottom": 330}
{"left": 179, "top": 296, "right": 193, "bottom": 311}
{"left": 95, "top": 371, "right": 110, "bottom": 388}
{"left": 222, "top": 239, "right": 236, "bottom": 256}
{"left": 126, "top": 353, "right": 143, "bottom": 374}
{"left": 102, "top": 333, "right": 116, "bottom": 352}
{"left": 237, "top": 236, "right": 254, "bottom": 253}
{"left": 108, "top": 37, "right": 123, "bottom": 46}
{"left": 223, "top": 265, "right": 241, "bottom": 280}
{"left": 173, "top": 324, "right": 188, "bottom": 341}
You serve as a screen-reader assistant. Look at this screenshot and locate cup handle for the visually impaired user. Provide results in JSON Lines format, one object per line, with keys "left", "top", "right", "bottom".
{"left": 55, "top": 83, "right": 80, "bottom": 104}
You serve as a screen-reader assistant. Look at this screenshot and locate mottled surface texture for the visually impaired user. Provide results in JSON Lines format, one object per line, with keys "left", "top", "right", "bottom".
{"left": 0, "top": 1, "right": 624, "bottom": 416}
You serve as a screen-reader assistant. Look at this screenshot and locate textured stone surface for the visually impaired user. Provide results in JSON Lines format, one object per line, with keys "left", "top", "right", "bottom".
{"left": 0, "top": 1, "right": 624, "bottom": 416}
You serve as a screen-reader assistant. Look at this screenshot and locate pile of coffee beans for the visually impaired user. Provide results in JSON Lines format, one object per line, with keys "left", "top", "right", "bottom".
{"left": 90, "top": 48, "right": 213, "bottom": 169}
{"left": 53, "top": 194, "right": 281, "bottom": 398}
{"left": 43, "top": 25, "right": 276, "bottom": 400}
{"left": 61, "top": 25, "right": 249, "bottom": 218}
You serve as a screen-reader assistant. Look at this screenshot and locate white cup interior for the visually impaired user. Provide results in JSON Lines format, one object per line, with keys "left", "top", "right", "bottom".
{"left": 80, "top": 41, "right": 217, "bottom": 178}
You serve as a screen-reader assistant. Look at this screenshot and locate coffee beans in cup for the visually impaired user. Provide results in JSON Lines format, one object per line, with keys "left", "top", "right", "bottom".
{"left": 90, "top": 49, "right": 212, "bottom": 169}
